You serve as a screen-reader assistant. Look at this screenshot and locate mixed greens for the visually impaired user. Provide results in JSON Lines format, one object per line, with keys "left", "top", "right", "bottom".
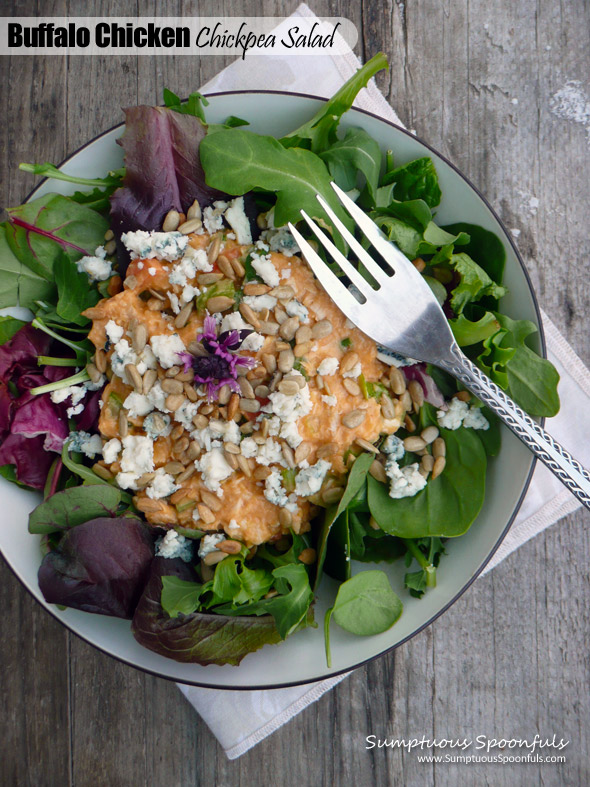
{"left": 0, "top": 54, "right": 559, "bottom": 668}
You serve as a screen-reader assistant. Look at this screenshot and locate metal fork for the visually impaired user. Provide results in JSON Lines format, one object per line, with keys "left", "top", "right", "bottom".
{"left": 288, "top": 182, "right": 590, "bottom": 510}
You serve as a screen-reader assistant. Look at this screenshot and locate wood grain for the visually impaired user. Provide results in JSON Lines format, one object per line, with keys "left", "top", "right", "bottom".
{"left": 1, "top": 0, "right": 590, "bottom": 784}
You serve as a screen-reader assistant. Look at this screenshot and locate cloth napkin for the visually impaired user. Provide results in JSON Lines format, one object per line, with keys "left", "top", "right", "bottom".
{"left": 177, "top": 3, "right": 590, "bottom": 759}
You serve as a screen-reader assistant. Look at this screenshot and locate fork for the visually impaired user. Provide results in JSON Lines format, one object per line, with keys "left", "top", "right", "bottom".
{"left": 288, "top": 182, "right": 590, "bottom": 511}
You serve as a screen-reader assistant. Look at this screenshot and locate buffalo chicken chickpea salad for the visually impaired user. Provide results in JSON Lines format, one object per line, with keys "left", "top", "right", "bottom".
{"left": 0, "top": 55, "right": 559, "bottom": 666}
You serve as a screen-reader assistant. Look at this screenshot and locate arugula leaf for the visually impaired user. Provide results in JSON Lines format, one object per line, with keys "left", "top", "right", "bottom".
{"left": 383, "top": 157, "right": 442, "bottom": 208}
{"left": 28, "top": 484, "right": 123, "bottom": 534}
{"left": 442, "top": 222, "right": 505, "bottom": 291}
{"left": 368, "top": 405, "right": 487, "bottom": 538}
{"left": 283, "top": 52, "right": 389, "bottom": 152}
{"left": 54, "top": 253, "right": 100, "bottom": 326}
{"left": 319, "top": 127, "right": 381, "bottom": 198}
{"left": 325, "top": 569, "right": 403, "bottom": 667}
{"left": 161, "top": 576, "right": 203, "bottom": 618}
{"left": 6, "top": 194, "right": 109, "bottom": 280}
{"left": 478, "top": 314, "right": 560, "bottom": 417}
{"left": 450, "top": 312, "right": 501, "bottom": 346}
{"left": 370, "top": 213, "right": 469, "bottom": 260}
{"left": 163, "top": 88, "right": 209, "bottom": 122}
{"left": 0, "top": 315, "right": 26, "bottom": 344}
{"left": 216, "top": 563, "right": 314, "bottom": 639}
{"left": 448, "top": 253, "right": 507, "bottom": 314}
{"left": 19, "top": 161, "right": 124, "bottom": 189}
{"left": 315, "top": 452, "right": 375, "bottom": 588}
{"left": 199, "top": 129, "right": 354, "bottom": 241}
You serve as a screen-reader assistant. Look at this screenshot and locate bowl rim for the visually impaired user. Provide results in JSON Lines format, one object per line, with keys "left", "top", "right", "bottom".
{"left": 3, "top": 89, "right": 542, "bottom": 690}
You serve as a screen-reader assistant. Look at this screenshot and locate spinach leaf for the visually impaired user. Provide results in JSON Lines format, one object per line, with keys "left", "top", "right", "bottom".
{"left": 367, "top": 406, "right": 487, "bottom": 538}
{"left": 161, "top": 576, "right": 203, "bottom": 618}
{"left": 6, "top": 194, "right": 109, "bottom": 280}
{"left": 383, "top": 157, "right": 441, "bottom": 208}
{"left": 349, "top": 513, "right": 406, "bottom": 563}
{"left": 448, "top": 253, "right": 507, "bottom": 314}
{"left": 257, "top": 532, "right": 309, "bottom": 567}
{"left": 315, "top": 452, "right": 375, "bottom": 588}
{"left": 28, "top": 484, "right": 122, "bottom": 534}
{"left": 403, "top": 537, "right": 445, "bottom": 598}
{"left": 478, "top": 313, "right": 560, "bottom": 417}
{"left": 449, "top": 312, "right": 501, "bottom": 346}
{"left": 54, "top": 253, "right": 100, "bottom": 326}
{"left": 283, "top": 52, "right": 388, "bottom": 152}
{"left": 0, "top": 315, "right": 26, "bottom": 344}
{"left": 199, "top": 129, "right": 354, "bottom": 239}
{"left": 323, "top": 510, "right": 351, "bottom": 582}
{"left": 327, "top": 569, "right": 403, "bottom": 642}
{"left": 319, "top": 127, "right": 381, "bottom": 198}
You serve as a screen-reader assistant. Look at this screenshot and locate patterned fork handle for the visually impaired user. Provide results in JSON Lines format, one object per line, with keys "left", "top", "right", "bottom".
{"left": 438, "top": 346, "right": 590, "bottom": 510}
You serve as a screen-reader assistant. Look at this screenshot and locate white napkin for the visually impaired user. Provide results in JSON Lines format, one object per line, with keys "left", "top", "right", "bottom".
{"left": 177, "top": 3, "right": 590, "bottom": 760}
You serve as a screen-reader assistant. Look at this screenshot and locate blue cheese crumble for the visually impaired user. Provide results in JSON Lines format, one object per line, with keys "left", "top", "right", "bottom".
{"left": 121, "top": 230, "right": 188, "bottom": 261}
{"left": 437, "top": 398, "right": 489, "bottom": 431}
{"left": 76, "top": 246, "right": 112, "bottom": 281}
{"left": 68, "top": 431, "right": 103, "bottom": 458}
{"left": 265, "top": 470, "right": 297, "bottom": 512}
{"left": 381, "top": 434, "right": 405, "bottom": 461}
{"left": 198, "top": 532, "right": 226, "bottom": 558}
{"left": 295, "top": 459, "right": 331, "bottom": 497}
{"left": 146, "top": 468, "right": 178, "bottom": 500}
{"left": 156, "top": 530, "right": 193, "bottom": 561}
{"left": 385, "top": 457, "right": 427, "bottom": 499}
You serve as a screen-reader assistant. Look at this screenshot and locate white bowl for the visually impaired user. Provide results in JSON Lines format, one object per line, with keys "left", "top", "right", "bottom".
{"left": 0, "top": 91, "right": 541, "bottom": 689}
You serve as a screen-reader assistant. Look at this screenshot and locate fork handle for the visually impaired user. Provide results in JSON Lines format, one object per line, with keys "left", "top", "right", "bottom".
{"left": 438, "top": 348, "right": 590, "bottom": 510}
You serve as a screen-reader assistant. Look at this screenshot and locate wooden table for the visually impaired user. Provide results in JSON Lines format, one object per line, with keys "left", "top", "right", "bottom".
{"left": 2, "top": 1, "right": 589, "bottom": 784}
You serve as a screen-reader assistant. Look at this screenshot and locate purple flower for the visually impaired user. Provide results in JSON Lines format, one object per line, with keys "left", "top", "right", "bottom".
{"left": 181, "top": 315, "right": 256, "bottom": 400}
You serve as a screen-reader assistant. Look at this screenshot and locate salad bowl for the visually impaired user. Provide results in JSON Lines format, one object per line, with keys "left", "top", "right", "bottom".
{"left": 0, "top": 89, "right": 543, "bottom": 689}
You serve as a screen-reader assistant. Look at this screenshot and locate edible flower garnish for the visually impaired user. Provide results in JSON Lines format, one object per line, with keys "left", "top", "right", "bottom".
{"left": 181, "top": 314, "right": 255, "bottom": 400}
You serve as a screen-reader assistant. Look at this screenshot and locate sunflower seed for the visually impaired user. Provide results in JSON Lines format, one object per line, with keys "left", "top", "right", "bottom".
{"left": 355, "top": 437, "right": 379, "bottom": 454}
{"left": 408, "top": 380, "right": 424, "bottom": 407}
{"left": 279, "top": 316, "right": 299, "bottom": 341}
{"left": 164, "top": 461, "right": 185, "bottom": 475}
{"left": 173, "top": 436, "right": 190, "bottom": 455}
{"left": 404, "top": 436, "right": 427, "bottom": 452}
{"left": 224, "top": 450, "right": 239, "bottom": 470}
{"left": 104, "top": 229, "right": 114, "bottom": 241}
{"left": 216, "top": 255, "right": 235, "bottom": 280}
{"left": 150, "top": 412, "right": 166, "bottom": 432}
{"left": 279, "top": 508, "right": 293, "bottom": 527}
{"left": 165, "top": 394, "right": 186, "bottom": 411}
{"left": 421, "top": 454, "right": 434, "bottom": 473}
{"left": 454, "top": 390, "right": 471, "bottom": 402}
{"left": 231, "top": 258, "right": 245, "bottom": 278}
{"left": 294, "top": 442, "right": 311, "bottom": 464}
{"left": 201, "top": 490, "right": 223, "bottom": 512}
{"left": 218, "top": 539, "right": 242, "bottom": 555}
{"left": 95, "top": 349, "right": 107, "bottom": 373}
{"left": 187, "top": 441, "right": 201, "bottom": 461}
{"left": 207, "top": 296, "right": 234, "bottom": 313}
{"left": 187, "top": 199, "right": 201, "bottom": 220}
{"left": 161, "top": 378, "right": 184, "bottom": 395}
{"left": 277, "top": 348, "right": 295, "bottom": 373}
{"left": 118, "top": 410, "right": 128, "bottom": 437}
{"left": 162, "top": 209, "right": 180, "bottom": 232}
{"left": 198, "top": 272, "right": 224, "bottom": 286}
{"left": 340, "top": 352, "right": 359, "bottom": 374}
{"left": 228, "top": 394, "right": 240, "bottom": 420}
{"left": 239, "top": 397, "right": 260, "bottom": 414}
{"left": 86, "top": 362, "right": 102, "bottom": 384}
{"left": 207, "top": 235, "right": 222, "bottom": 264}
{"left": 136, "top": 498, "right": 164, "bottom": 513}
{"left": 239, "top": 302, "right": 261, "bottom": 331}
{"left": 238, "top": 377, "right": 255, "bottom": 399}
{"left": 421, "top": 425, "right": 439, "bottom": 445}
{"left": 217, "top": 384, "right": 231, "bottom": 405}
{"left": 261, "top": 353, "right": 277, "bottom": 373}
{"left": 369, "top": 459, "right": 388, "bottom": 483}
{"left": 244, "top": 283, "right": 271, "bottom": 295}
{"left": 178, "top": 218, "right": 202, "bottom": 234}
{"left": 278, "top": 379, "right": 300, "bottom": 396}
{"left": 293, "top": 342, "right": 311, "bottom": 358}
{"left": 259, "top": 321, "right": 279, "bottom": 336}
{"left": 343, "top": 378, "right": 361, "bottom": 397}
{"left": 311, "top": 320, "right": 333, "bottom": 339}
{"left": 432, "top": 437, "right": 446, "bottom": 458}
{"left": 170, "top": 424, "right": 184, "bottom": 441}
{"left": 282, "top": 443, "right": 296, "bottom": 468}
{"left": 197, "top": 503, "right": 216, "bottom": 524}
{"left": 404, "top": 414, "right": 416, "bottom": 432}
{"left": 184, "top": 383, "right": 198, "bottom": 402}
{"left": 136, "top": 471, "right": 157, "bottom": 488}
{"left": 388, "top": 366, "right": 406, "bottom": 395}
{"left": 432, "top": 456, "right": 446, "bottom": 479}
{"left": 253, "top": 466, "right": 272, "bottom": 480}
{"left": 322, "top": 487, "right": 344, "bottom": 505}
{"left": 342, "top": 409, "right": 366, "bottom": 429}
{"left": 295, "top": 325, "right": 312, "bottom": 344}
{"left": 92, "top": 463, "right": 113, "bottom": 480}
{"left": 236, "top": 454, "right": 252, "bottom": 477}
{"left": 270, "top": 285, "right": 295, "bottom": 299}
{"left": 174, "top": 301, "right": 193, "bottom": 328}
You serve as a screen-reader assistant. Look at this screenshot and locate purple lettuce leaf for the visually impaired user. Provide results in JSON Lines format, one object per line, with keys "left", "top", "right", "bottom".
{"left": 76, "top": 388, "right": 103, "bottom": 432}
{"left": 0, "top": 433, "right": 55, "bottom": 488}
{"left": 110, "top": 106, "right": 227, "bottom": 274}
{"left": 132, "top": 558, "right": 282, "bottom": 666}
{"left": 38, "top": 517, "right": 155, "bottom": 619}
{"left": 10, "top": 395, "right": 68, "bottom": 452}
{"left": 0, "top": 323, "right": 51, "bottom": 379}
{"left": 0, "top": 382, "right": 14, "bottom": 439}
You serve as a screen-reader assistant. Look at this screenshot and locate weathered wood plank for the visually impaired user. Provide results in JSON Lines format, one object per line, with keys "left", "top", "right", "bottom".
{"left": 1, "top": 0, "right": 590, "bottom": 784}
